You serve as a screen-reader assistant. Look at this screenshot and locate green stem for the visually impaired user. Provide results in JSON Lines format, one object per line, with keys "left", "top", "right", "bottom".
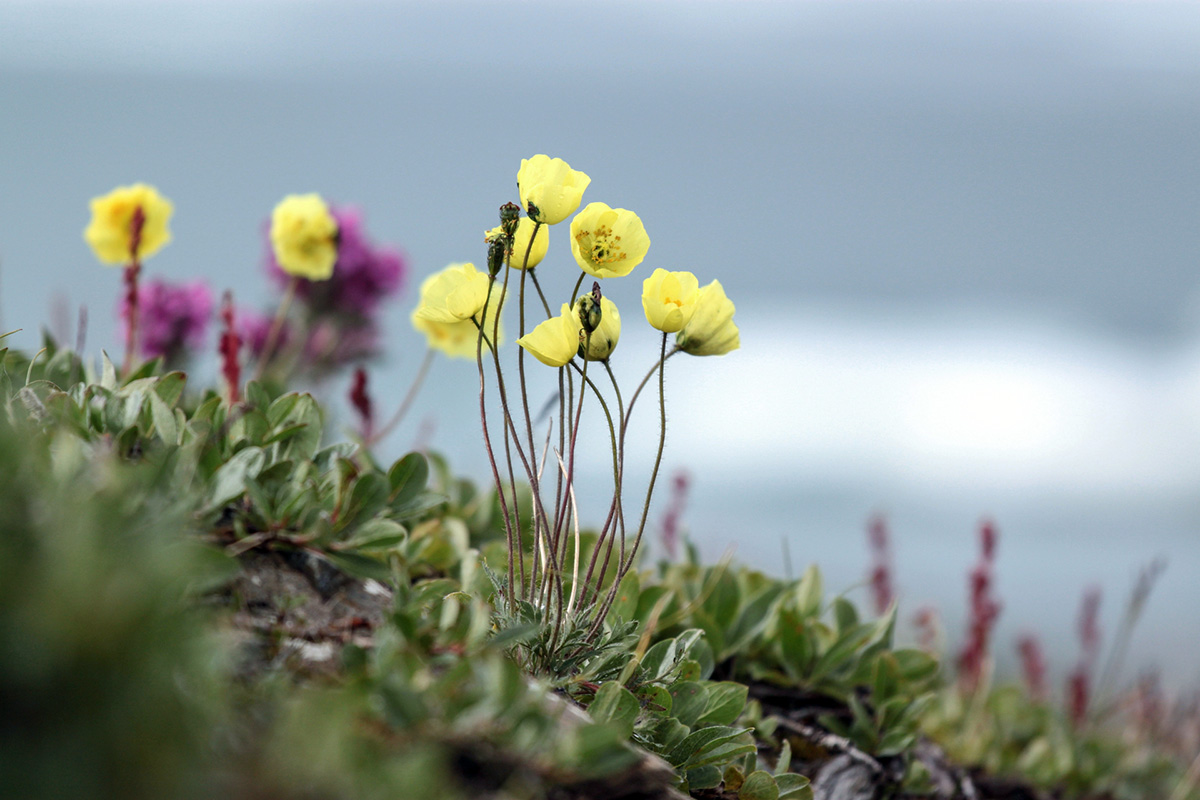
{"left": 253, "top": 275, "right": 299, "bottom": 383}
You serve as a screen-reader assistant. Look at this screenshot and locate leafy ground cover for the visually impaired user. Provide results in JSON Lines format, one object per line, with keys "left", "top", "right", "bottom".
{"left": 2, "top": 337, "right": 1196, "bottom": 800}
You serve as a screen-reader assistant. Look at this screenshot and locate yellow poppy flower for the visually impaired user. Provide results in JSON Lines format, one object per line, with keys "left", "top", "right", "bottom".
{"left": 570, "top": 202, "right": 650, "bottom": 279}
{"left": 677, "top": 280, "right": 739, "bottom": 356}
{"left": 270, "top": 194, "right": 338, "bottom": 280}
{"left": 485, "top": 217, "right": 549, "bottom": 270}
{"left": 641, "top": 268, "right": 699, "bottom": 333}
{"left": 412, "top": 265, "right": 504, "bottom": 358}
{"left": 518, "top": 305, "right": 580, "bottom": 367}
{"left": 84, "top": 183, "right": 173, "bottom": 264}
{"left": 517, "top": 155, "right": 591, "bottom": 225}
{"left": 413, "top": 263, "right": 492, "bottom": 324}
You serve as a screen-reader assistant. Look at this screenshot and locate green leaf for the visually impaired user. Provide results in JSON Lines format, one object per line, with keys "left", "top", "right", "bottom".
{"left": 696, "top": 681, "right": 748, "bottom": 727}
{"left": 892, "top": 648, "right": 940, "bottom": 684}
{"left": 739, "top": 770, "right": 780, "bottom": 800}
{"left": 153, "top": 371, "right": 186, "bottom": 406}
{"left": 208, "top": 446, "right": 266, "bottom": 508}
{"left": 795, "top": 564, "right": 823, "bottom": 617}
{"left": 387, "top": 451, "right": 429, "bottom": 506}
{"left": 833, "top": 596, "right": 859, "bottom": 634}
{"left": 724, "top": 583, "right": 785, "bottom": 657}
{"left": 775, "top": 739, "right": 792, "bottom": 775}
{"left": 339, "top": 518, "right": 407, "bottom": 551}
{"left": 669, "top": 681, "right": 709, "bottom": 727}
{"left": 230, "top": 409, "right": 270, "bottom": 447}
{"left": 666, "top": 725, "right": 750, "bottom": 769}
{"left": 588, "top": 682, "right": 639, "bottom": 740}
{"left": 100, "top": 351, "right": 118, "bottom": 389}
{"left": 724, "top": 764, "right": 746, "bottom": 793}
{"left": 775, "top": 773, "right": 813, "bottom": 800}
{"left": 777, "top": 608, "right": 815, "bottom": 682}
{"left": 640, "top": 638, "right": 677, "bottom": 681}
{"left": 390, "top": 490, "right": 448, "bottom": 521}
{"left": 266, "top": 392, "right": 301, "bottom": 426}
{"left": 147, "top": 390, "right": 178, "bottom": 445}
{"left": 685, "top": 736, "right": 757, "bottom": 771}
{"left": 340, "top": 471, "right": 390, "bottom": 530}
{"left": 321, "top": 550, "right": 393, "bottom": 582}
{"left": 685, "top": 765, "right": 723, "bottom": 791}
{"left": 608, "top": 570, "right": 640, "bottom": 624}
{"left": 636, "top": 684, "right": 672, "bottom": 715}
{"left": 872, "top": 652, "right": 901, "bottom": 703}
{"left": 244, "top": 380, "right": 271, "bottom": 411}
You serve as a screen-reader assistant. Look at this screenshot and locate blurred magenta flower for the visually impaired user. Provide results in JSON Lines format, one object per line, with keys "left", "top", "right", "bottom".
{"left": 117, "top": 278, "right": 213, "bottom": 364}
{"left": 266, "top": 206, "right": 406, "bottom": 318}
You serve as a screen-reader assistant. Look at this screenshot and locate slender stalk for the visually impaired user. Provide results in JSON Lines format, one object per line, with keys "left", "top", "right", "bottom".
{"left": 573, "top": 363, "right": 625, "bottom": 603}
{"left": 550, "top": 339, "right": 589, "bottom": 575}
{"left": 517, "top": 261, "right": 562, "bottom": 630}
{"left": 590, "top": 332, "right": 672, "bottom": 635}
{"left": 585, "top": 360, "right": 627, "bottom": 601}
{"left": 528, "top": 268, "right": 555, "bottom": 319}
{"left": 582, "top": 347, "right": 678, "bottom": 601}
{"left": 490, "top": 263, "right": 526, "bottom": 600}
{"left": 473, "top": 279, "right": 516, "bottom": 601}
{"left": 253, "top": 275, "right": 299, "bottom": 383}
{"left": 552, "top": 447, "right": 584, "bottom": 617}
{"left": 568, "top": 272, "right": 586, "bottom": 305}
{"left": 121, "top": 261, "right": 141, "bottom": 376}
{"left": 366, "top": 348, "right": 434, "bottom": 447}
{"left": 622, "top": 331, "right": 672, "bottom": 577}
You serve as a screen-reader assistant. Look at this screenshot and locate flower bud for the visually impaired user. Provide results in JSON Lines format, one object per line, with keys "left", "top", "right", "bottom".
{"left": 499, "top": 201, "right": 521, "bottom": 240}
{"left": 577, "top": 293, "right": 602, "bottom": 334}
{"left": 487, "top": 237, "right": 506, "bottom": 277}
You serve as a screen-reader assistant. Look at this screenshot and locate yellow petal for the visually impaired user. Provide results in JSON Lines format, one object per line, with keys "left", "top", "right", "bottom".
{"left": 570, "top": 202, "right": 650, "bottom": 279}
{"left": 518, "top": 155, "right": 591, "bottom": 226}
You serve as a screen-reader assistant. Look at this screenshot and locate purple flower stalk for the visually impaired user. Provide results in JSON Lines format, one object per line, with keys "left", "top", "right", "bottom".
{"left": 118, "top": 278, "right": 213, "bottom": 364}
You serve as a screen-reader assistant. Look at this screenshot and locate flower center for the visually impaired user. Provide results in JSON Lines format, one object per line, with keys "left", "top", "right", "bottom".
{"left": 575, "top": 223, "right": 626, "bottom": 267}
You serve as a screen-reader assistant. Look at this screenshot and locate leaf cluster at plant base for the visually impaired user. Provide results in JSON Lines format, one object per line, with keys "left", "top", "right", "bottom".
{"left": 1, "top": 341, "right": 1195, "bottom": 800}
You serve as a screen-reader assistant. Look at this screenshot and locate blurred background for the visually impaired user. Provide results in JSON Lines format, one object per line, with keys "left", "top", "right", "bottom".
{"left": 2, "top": 0, "right": 1198, "bottom": 687}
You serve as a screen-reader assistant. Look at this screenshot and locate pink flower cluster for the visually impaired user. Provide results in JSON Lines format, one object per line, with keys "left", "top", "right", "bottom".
{"left": 118, "top": 278, "right": 213, "bottom": 365}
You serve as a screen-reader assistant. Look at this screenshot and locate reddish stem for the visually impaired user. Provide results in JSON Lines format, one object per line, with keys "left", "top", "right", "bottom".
{"left": 122, "top": 207, "right": 146, "bottom": 376}
{"left": 219, "top": 291, "right": 242, "bottom": 405}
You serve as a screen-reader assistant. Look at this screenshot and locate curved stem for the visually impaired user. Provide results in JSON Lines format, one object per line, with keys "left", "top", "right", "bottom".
{"left": 366, "top": 348, "right": 434, "bottom": 447}
{"left": 624, "top": 331, "right": 671, "bottom": 576}
{"left": 568, "top": 272, "right": 586, "bottom": 305}
{"left": 528, "top": 268, "right": 554, "bottom": 320}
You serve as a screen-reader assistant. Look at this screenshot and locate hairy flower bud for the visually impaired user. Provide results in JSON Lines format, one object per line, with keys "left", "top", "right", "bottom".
{"left": 487, "top": 237, "right": 506, "bottom": 277}
{"left": 499, "top": 201, "right": 521, "bottom": 240}
{"left": 577, "top": 293, "right": 602, "bottom": 334}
